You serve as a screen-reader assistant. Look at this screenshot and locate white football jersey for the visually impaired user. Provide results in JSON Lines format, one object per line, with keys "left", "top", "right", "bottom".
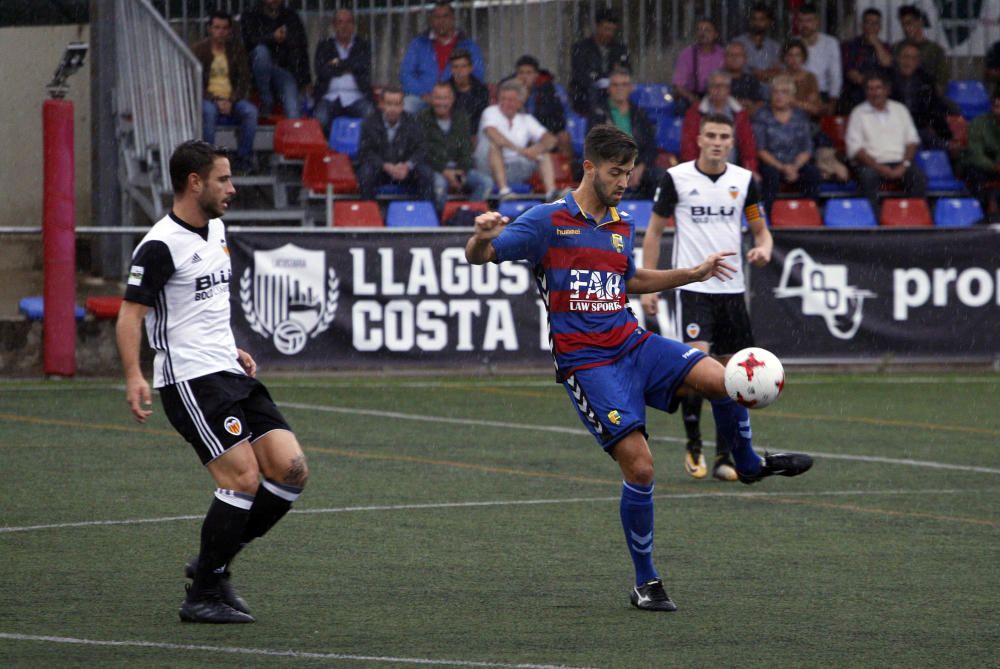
{"left": 654, "top": 161, "right": 756, "bottom": 294}
{"left": 125, "top": 213, "right": 243, "bottom": 388}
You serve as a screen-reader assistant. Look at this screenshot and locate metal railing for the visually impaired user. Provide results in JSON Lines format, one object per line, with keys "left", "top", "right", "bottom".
{"left": 115, "top": 0, "right": 202, "bottom": 216}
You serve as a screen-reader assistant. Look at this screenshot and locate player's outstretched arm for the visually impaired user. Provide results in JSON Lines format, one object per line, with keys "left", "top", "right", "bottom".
{"left": 115, "top": 299, "right": 153, "bottom": 423}
{"left": 465, "top": 211, "right": 509, "bottom": 265}
{"left": 626, "top": 251, "right": 737, "bottom": 294}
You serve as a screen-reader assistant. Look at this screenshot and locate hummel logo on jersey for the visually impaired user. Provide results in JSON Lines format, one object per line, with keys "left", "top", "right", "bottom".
{"left": 191, "top": 253, "right": 202, "bottom": 264}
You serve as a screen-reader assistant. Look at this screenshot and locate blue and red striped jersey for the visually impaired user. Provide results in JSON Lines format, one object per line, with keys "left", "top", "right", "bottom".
{"left": 491, "top": 192, "right": 649, "bottom": 378}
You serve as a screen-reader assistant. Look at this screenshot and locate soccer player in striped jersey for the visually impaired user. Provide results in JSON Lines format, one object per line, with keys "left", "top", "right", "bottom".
{"left": 116, "top": 140, "right": 308, "bottom": 623}
{"left": 466, "top": 125, "right": 811, "bottom": 612}
{"left": 641, "top": 113, "right": 774, "bottom": 482}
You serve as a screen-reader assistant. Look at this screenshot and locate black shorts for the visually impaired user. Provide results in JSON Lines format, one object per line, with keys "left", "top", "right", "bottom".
{"left": 676, "top": 290, "right": 754, "bottom": 355}
{"left": 159, "top": 371, "right": 292, "bottom": 465}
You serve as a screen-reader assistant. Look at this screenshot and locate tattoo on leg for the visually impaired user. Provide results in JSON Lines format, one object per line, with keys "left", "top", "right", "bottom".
{"left": 284, "top": 454, "right": 308, "bottom": 488}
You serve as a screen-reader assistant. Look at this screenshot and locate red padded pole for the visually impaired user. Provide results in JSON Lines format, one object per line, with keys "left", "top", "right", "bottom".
{"left": 42, "top": 98, "right": 76, "bottom": 377}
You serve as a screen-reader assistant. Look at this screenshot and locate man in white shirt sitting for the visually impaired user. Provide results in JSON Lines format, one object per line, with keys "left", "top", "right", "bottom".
{"left": 475, "top": 80, "right": 560, "bottom": 200}
{"left": 845, "top": 72, "right": 926, "bottom": 214}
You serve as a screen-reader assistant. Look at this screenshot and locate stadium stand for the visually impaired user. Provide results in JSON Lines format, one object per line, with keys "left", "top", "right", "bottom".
{"left": 498, "top": 199, "right": 543, "bottom": 221}
{"left": 273, "top": 118, "right": 327, "bottom": 159}
{"left": 441, "top": 200, "right": 489, "bottom": 225}
{"left": 630, "top": 83, "right": 674, "bottom": 118}
{"left": 770, "top": 199, "right": 822, "bottom": 228}
{"left": 915, "top": 150, "right": 964, "bottom": 193}
{"left": 386, "top": 200, "right": 439, "bottom": 227}
{"left": 618, "top": 200, "right": 653, "bottom": 230}
{"left": 819, "top": 115, "right": 848, "bottom": 155}
{"left": 530, "top": 152, "right": 576, "bottom": 192}
{"left": 566, "top": 112, "right": 587, "bottom": 157}
{"left": 933, "top": 197, "right": 984, "bottom": 227}
{"left": 946, "top": 80, "right": 990, "bottom": 119}
{"left": 329, "top": 116, "right": 363, "bottom": 159}
{"left": 823, "top": 198, "right": 877, "bottom": 227}
{"left": 656, "top": 115, "right": 682, "bottom": 154}
{"left": 84, "top": 296, "right": 123, "bottom": 320}
{"left": 331, "top": 200, "right": 383, "bottom": 227}
{"left": 880, "top": 198, "right": 933, "bottom": 227}
{"left": 302, "top": 151, "right": 359, "bottom": 195}
{"left": 19, "top": 297, "right": 85, "bottom": 321}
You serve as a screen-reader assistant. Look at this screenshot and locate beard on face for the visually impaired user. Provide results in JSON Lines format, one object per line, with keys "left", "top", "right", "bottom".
{"left": 199, "top": 190, "right": 229, "bottom": 219}
{"left": 593, "top": 174, "right": 623, "bottom": 208}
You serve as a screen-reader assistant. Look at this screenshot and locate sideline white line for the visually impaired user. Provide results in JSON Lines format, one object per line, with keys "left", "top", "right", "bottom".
{"left": 0, "top": 633, "right": 596, "bottom": 669}
{"left": 1, "top": 488, "right": 990, "bottom": 534}
{"left": 281, "top": 402, "right": 1000, "bottom": 475}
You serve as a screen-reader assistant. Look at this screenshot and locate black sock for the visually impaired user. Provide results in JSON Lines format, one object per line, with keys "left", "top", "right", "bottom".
{"left": 192, "top": 490, "right": 253, "bottom": 595}
{"left": 715, "top": 424, "right": 733, "bottom": 458}
{"left": 682, "top": 394, "right": 703, "bottom": 442}
{"left": 241, "top": 479, "right": 303, "bottom": 545}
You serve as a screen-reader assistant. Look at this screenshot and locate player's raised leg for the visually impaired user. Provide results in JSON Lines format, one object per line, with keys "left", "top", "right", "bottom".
{"left": 243, "top": 429, "right": 308, "bottom": 545}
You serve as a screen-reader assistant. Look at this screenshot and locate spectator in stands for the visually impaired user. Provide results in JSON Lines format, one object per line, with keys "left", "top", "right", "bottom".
{"left": 448, "top": 48, "right": 490, "bottom": 136}
{"left": 192, "top": 11, "right": 258, "bottom": 174}
{"left": 357, "top": 85, "right": 435, "bottom": 202}
{"left": 894, "top": 5, "right": 948, "bottom": 96}
{"left": 839, "top": 7, "right": 894, "bottom": 114}
{"left": 672, "top": 17, "right": 725, "bottom": 115}
{"left": 400, "top": 1, "right": 485, "bottom": 114}
{"left": 891, "top": 41, "right": 954, "bottom": 153}
{"left": 752, "top": 74, "right": 821, "bottom": 213}
{"left": 505, "top": 55, "right": 571, "bottom": 157}
{"left": 312, "top": 9, "right": 372, "bottom": 137}
{"left": 798, "top": 3, "right": 842, "bottom": 114}
{"left": 985, "top": 40, "right": 1000, "bottom": 88}
{"left": 959, "top": 90, "right": 1000, "bottom": 217}
{"left": 733, "top": 4, "right": 782, "bottom": 83}
{"left": 241, "top": 0, "right": 310, "bottom": 118}
{"left": 418, "top": 83, "right": 493, "bottom": 212}
{"left": 569, "top": 8, "right": 631, "bottom": 116}
{"left": 723, "top": 41, "right": 767, "bottom": 116}
{"left": 780, "top": 39, "right": 824, "bottom": 119}
{"left": 475, "top": 80, "right": 560, "bottom": 200}
{"left": 845, "top": 72, "right": 926, "bottom": 213}
{"left": 680, "top": 70, "right": 758, "bottom": 174}
{"left": 589, "top": 67, "right": 662, "bottom": 199}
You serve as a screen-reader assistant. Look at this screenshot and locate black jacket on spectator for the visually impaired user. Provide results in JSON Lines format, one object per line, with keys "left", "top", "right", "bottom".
{"left": 589, "top": 103, "right": 657, "bottom": 169}
{"left": 569, "top": 37, "right": 630, "bottom": 115}
{"left": 500, "top": 70, "right": 567, "bottom": 134}
{"left": 449, "top": 75, "right": 490, "bottom": 134}
{"left": 890, "top": 67, "right": 952, "bottom": 145}
{"left": 417, "top": 109, "right": 474, "bottom": 172}
{"left": 241, "top": 3, "right": 311, "bottom": 87}
{"left": 313, "top": 34, "right": 372, "bottom": 104}
{"left": 358, "top": 111, "right": 426, "bottom": 168}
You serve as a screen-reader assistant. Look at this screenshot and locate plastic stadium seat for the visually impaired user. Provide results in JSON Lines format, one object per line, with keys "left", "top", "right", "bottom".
{"left": 630, "top": 83, "right": 674, "bottom": 118}
{"left": 530, "top": 152, "right": 576, "bottom": 191}
{"left": 914, "top": 150, "right": 964, "bottom": 192}
{"left": 273, "top": 118, "right": 326, "bottom": 159}
{"left": 386, "top": 201, "right": 439, "bottom": 227}
{"left": 934, "top": 197, "right": 984, "bottom": 227}
{"left": 819, "top": 115, "right": 847, "bottom": 155}
{"left": 618, "top": 200, "right": 653, "bottom": 230}
{"left": 880, "top": 198, "right": 932, "bottom": 227}
{"left": 946, "top": 80, "right": 990, "bottom": 119}
{"left": 823, "top": 198, "right": 877, "bottom": 227}
{"left": 302, "top": 150, "right": 358, "bottom": 194}
{"left": 946, "top": 114, "right": 968, "bottom": 148}
{"left": 329, "top": 116, "right": 363, "bottom": 159}
{"left": 566, "top": 112, "right": 587, "bottom": 157}
{"left": 441, "top": 200, "right": 488, "bottom": 226}
{"left": 498, "top": 199, "right": 543, "bottom": 221}
{"left": 331, "top": 200, "right": 383, "bottom": 227}
{"left": 84, "top": 296, "right": 123, "bottom": 320}
{"left": 19, "top": 296, "right": 85, "bottom": 321}
{"left": 552, "top": 82, "right": 570, "bottom": 114}
{"left": 656, "top": 115, "right": 683, "bottom": 154}
{"left": 770, "top": 199, "right": 822, "bottom": 228}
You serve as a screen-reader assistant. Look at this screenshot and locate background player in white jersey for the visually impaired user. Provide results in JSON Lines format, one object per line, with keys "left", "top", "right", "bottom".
{"left": 116, "top": 140, "right": 309, "bottom": 624}
{"left": 641, "top": 113, "right": 773, "bottom": 481}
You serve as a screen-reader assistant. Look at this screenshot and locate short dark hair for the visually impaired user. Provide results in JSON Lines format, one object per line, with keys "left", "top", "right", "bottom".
{"left": 898, "top": 4, "right": 920, "bottom": 21}
{"left": 449, "top": 47, "right": 472, "bottom": 65}
{"left": 782, "top": 38, "right": 809, "bottom": 61}
{"left": 799, "top": 3, "right": 819, "bottom": 16}
{"left": 515, "top": 54, "right": 540, "bottom": 71}
{"left": 699, "top": 113, "right": 734, "bottom": 131}
{"left": 595, "top": 8, "right": 620, "bottom": 25}
{"left": 864, "top": 71, "right": 891, "bottom": 87}
{"left": 862, "top": 7, "right": 882, "bottom": 21}
{"left": 583, "top": 125, "right": 637, "bottom": 166}
{"left": 750, "top": 3, "right": 773, "bottom": 20}
{"left": 381, "top": 83, "right": 404, "bottom": 99}
{"left": 208, "top": 10, "right": 232, "bottom": 26}
{"left": 169, "top": 140, "right": 228, "bottom": 194}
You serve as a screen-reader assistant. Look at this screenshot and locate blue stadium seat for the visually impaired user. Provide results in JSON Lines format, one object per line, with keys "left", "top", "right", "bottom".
{"left": 823, "top": 198, "right": 877, "bottom": 227}
{"left": 656, "top": 115, "right": 683, "bottom": 154}
{"left": 915, "top": 150, "right": 964, "bottom": 192}
{"left": 498, "top": 199, "right": 543, "bottom": 221}
{"left": 552, "top": 82, "right": 570, "bottom": 114}
{"left": 18, "top": 296, "right": 85, "bottom": 321}
{"left": 385, "top": 201, "right": 439, "bottom": 227}
{"left": 946, "top": 80, "right": 990, "bottom": 120}
{"left": 566, "top": 112, "right": 587, "bottom": 157}
{"left": 631, "top": 84, "right": 674, "bottom": 118}
{"left": 933, "top": 198, "right": 984, "bottom": 227}
{"left": 619, "top": 200, "right": 653, "bottom": 230}
{"left": 329, "top": 116, "right": 362, "bottom": 159}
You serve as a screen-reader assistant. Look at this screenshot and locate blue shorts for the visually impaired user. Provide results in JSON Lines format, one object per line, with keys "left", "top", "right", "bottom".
{"left": 562, "top": 334, "right": 706, "bottom": 452}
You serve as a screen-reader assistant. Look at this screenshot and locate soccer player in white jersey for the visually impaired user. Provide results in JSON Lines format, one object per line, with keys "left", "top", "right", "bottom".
{"left": 116, "top": 140, "right": 309, "bottom": 623}
{"left": 641, "top": 113, "right": 773, "bottom": 481}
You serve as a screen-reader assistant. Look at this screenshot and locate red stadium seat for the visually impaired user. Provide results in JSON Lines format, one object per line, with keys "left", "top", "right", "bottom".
{"left": 880, "top": 198, "right": 932, "bottom": 227}
{"left": 819, "top": 115, "right": 847, "bottom": 155}
{"left": 85, "top": 296, "right": 123, "bottom": 320}
{"left": 331, "top": 200, "right": 383, "bottom": 227}
{"left": 530, "top": 152, "right": 577, "bottom": 192}
{"left": 441, "top": 200, "right": 488, "bottom": 225}
{"left": 302, "top": 150, "right": 358, "bottom": 194}
{"left": 770, "top": 199, "right": 822, "bottom": 228}
{"left": 273, "top": 118, "right": 327, "bottom": 159}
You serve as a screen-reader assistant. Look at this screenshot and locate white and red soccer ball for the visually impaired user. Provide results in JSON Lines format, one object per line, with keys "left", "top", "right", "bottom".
{"left": 724, "top": 347, "right": 785, "bottom": 409}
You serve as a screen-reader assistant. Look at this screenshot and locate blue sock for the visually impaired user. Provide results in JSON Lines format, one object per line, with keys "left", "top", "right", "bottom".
{"left": 620, "top": 481, "right": 658, "bottom": 585}
{"left": 710, "top": 397, "right": 763, "bottom": 475}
